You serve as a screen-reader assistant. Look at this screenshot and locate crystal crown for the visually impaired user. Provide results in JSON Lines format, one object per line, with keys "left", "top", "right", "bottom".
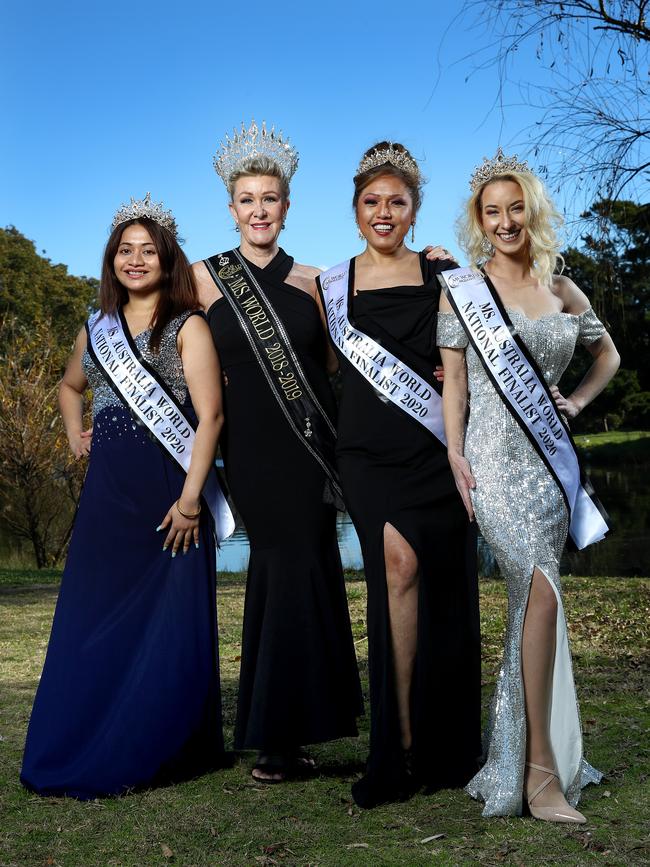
{"left": 357, "top": 143, "right": 421, "bottom": 182}
{"left": 470, "top": 147, "right": 531, "bottom": 192}
{"left": 213, "top": 119, "right": 299, "bottom": 185}
{"left": 112, "top": 192, "right": 178, "bottom": 236}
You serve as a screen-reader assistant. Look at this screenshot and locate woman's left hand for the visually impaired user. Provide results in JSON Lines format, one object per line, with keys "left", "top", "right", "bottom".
{"left": 550, "top": 385, "right": 581, "bottom": 419}
{"left": 434, "top": 365, "right": 444, "bottom": 383}
{"left": 157, "top": 500, "right": 201, "bottom": 556}
{"left": 423, "top": 244, "right": 455, "bottom": 261}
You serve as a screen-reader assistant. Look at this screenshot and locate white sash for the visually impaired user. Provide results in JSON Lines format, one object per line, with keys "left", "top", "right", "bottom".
{"left": 440, "top": 267, "right": 609, "bottom": 550}
{"left": 319, "top": 260, "right": 446, "bottom": 445}
{"left": 86, "top": 310, "right": 235, "bottom": 544}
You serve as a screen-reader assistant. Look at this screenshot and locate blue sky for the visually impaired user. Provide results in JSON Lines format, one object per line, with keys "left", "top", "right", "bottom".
{"left": 3, "top": 0, "right": 565, "bottom": 279}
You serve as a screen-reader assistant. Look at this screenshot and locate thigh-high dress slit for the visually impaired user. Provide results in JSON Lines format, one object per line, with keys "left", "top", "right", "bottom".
{"left": 437, "top": 300, "right": 605, "bottom": 816}
{"left": 333, "top": 255, "right": 482, "bottom": 805}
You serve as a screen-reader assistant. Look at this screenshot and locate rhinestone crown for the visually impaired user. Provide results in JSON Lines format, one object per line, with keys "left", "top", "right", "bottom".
{"left": 213, "top": 119, "right": 299, "bottom": 186}
{"left": 356, "top": 143, "right": 421, "bottom": 182}
{"left": 470, "top": 147, "right": 531, "bottom": 192}
{"left": 112, "top": 192, "right": 178, "bottom": 236}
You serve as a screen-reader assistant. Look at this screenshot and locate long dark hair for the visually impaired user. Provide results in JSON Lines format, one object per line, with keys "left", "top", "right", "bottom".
{"left": 99, "top": 217, "right": 198, "bottom": 353}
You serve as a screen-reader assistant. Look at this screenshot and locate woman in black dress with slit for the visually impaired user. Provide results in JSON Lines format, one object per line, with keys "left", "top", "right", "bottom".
{"left": 317, "top": 142, "right": 481, "bottom": 807}
{"left": 192, "top": 122, "right": 363, "bottom": 781}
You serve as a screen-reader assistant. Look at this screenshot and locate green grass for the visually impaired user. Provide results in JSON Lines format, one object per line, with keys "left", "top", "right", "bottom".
{"left": 1, "top": 571, "right": 649, "bottom": 866}
{"left": 574, "top": 430, "right": 650, "bottom": 464}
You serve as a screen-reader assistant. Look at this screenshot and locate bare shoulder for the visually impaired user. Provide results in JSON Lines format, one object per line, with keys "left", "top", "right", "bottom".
{"left": 287, "top": 261, "right": 322, "bottom": 297}
{"left": 75, "top": 324, "right": 88, "bottom": 347}
{"left": 192, "top": 260, "right": 221, "bottom": 309}
{"left": 551, "top": 273, "right": 590, "bottom": 315}
{"left": 177, "top": 311, "right": 212, "bottom": 353}
{"left": 179, "top": 311, "right": 210, "bottom": 336}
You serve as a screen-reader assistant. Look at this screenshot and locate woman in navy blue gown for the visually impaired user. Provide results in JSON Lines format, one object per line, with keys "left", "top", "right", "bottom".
{"left": 21, "top": 195, "right": 228, "bottom": 799}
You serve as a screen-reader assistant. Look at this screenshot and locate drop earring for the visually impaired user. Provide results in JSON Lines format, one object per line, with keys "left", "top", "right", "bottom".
{"left": 481, "top": 235, "right": 493, "bottom": 255}
{"left": 411, "top": 223, "right": 415, "bottom": 244}
{"left": 358, "top": 226, "right": 364, "bottom": 240}
{"left": 235, "top": 224, "right": 240, "bottom": 233}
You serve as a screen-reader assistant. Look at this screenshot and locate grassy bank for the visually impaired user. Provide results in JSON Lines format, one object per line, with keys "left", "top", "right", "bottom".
{"left": 1, "top": 571, "right": 648, "bottom": 866}
{"left": 574, "top": 430, "right": 650, "bottom": 464}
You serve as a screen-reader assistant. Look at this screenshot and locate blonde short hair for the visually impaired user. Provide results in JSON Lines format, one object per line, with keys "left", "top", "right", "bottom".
{"left": 457, "top": 171, "right": 564, "bottom": 287}
{"left": 227, "top": 156, "right": 290, "bottom": 200}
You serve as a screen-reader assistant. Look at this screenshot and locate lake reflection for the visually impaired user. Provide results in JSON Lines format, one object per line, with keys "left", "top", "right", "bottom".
{"left": 217, "top": 462, "right": 649, "bottom": 577}
{"left": 217, "top": 513, "right": 364, "bottom": 573}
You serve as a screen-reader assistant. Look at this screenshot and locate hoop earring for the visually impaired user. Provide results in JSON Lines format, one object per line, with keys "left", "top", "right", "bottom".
{"left": 411, "top": 223, "right": 415, "bottom": 244}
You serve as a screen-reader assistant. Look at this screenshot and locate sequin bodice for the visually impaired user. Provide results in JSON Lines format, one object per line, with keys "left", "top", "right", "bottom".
{"left": 437, "top": 306, "right": 604, "bottom": 400}
{"left": 82, "top": 312, "right": 194, "bottom": 419}
{"left": 437, "top": 305, "right": 605, "bottom": 817}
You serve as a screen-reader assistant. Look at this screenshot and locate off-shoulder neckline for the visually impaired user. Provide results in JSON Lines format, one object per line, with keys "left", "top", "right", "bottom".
{"left": 439, "top": 306, "right": 592, "bottom": 323}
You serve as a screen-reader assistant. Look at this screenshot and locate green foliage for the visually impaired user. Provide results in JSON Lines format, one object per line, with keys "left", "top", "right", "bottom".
{"left": 0, "top": 226, "right": 98, "bottom": 367}
{"left": 0, "top": 228, "right": 96, "bottom": 564}
{"left": 621, "top": 391, "right": 650, "bottom": 427}
{"left": 0, "top": 324, "right": 86, "bottom": 568}
{"left": 560, "top": 200, "right": 650, "bottom": 432}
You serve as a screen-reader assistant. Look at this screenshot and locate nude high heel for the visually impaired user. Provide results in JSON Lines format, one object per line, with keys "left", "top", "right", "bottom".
{"left": 525, "top": 762, "right": 587, "bottom": 824}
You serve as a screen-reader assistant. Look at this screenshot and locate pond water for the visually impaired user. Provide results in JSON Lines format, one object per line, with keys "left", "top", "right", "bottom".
{"left": 1, "top": 461, "right": 646, "bottom": 577}
{"left": 217, "top": 461, "right": 649, "bottom": 577}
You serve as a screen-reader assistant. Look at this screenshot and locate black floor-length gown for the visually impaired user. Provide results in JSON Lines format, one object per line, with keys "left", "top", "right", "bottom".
{"left": 333, "top": 254, "right": 482, "bottom": 806}
{"left": 207, "top": 249, "right": 363, "bottom": 753}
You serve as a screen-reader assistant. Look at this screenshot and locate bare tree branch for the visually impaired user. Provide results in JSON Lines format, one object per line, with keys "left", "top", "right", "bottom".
{"left": 457, "top": 0, "right": 649, "bottom": 214}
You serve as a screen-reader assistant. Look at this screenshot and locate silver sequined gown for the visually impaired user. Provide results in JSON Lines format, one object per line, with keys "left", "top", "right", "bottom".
{"left": 437, "top": 306, "right": 605, "bottom": 817}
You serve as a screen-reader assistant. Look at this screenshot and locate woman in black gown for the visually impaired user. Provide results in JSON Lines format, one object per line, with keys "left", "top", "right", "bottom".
{"left": 317, "top": 142, "right": 482, "bottom": 807}
{"left": 192, "top": 121, "right": 363, "bottom": 781}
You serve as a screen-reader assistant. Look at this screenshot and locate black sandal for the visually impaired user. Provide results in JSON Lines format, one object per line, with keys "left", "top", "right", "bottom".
{"left": 289, "top": 748, "right": 317, "bottom": 777}
{"left": 251, "top": 753, "right": 286, "bottom": 784}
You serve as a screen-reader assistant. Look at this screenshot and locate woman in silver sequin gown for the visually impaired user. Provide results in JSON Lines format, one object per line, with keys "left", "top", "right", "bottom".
{"left": 437, "top": 157, "right": 619, "bottom": 822}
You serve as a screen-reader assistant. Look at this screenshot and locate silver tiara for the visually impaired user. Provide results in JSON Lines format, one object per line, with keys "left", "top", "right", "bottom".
{"left": 112, "top": 192, "right": 178, "bottom": 236}
{"left": 213, "top": 119, "right": 299, "bottom": 186}
{"left": 470, "top": 147, "right": 531, "bottom": 192}
{"left": 357, "top": 143, "right": 421, "bottom": 182}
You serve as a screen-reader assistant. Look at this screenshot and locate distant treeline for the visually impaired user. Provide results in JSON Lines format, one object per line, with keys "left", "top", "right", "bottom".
{"left": 1, "top": 201, "right": 648, "bottom": 432}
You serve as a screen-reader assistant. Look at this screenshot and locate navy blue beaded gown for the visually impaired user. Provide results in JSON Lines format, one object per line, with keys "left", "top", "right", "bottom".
{"left": 20, "top": 312, "right": 226, "bottom": 800}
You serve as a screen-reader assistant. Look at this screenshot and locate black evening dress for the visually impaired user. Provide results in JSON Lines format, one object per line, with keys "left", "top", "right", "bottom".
{"left": 333, "top": 254, "right": 482, "bottom": 806}
{"left": 207, "top": 248, "right": 363, "bottom": 754}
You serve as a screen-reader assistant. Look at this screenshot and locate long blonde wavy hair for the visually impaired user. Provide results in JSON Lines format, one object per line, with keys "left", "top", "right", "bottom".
{"left": 457, "top": 171, "right": 564, "bottom": 288}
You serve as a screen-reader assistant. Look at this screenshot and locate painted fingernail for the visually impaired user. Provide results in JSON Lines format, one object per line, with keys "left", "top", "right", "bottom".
{"left": 162, "top": 545, "right": 168, "bottom": 551}
{"left": 183, "top": 549, "right": 188, "bottom": 555}
{"left": 172, "top": 551, "right": 176, "bottom": 559}
{"left": 156, "top": 525, "right": 163, "bottom": 532}
{"left": 195, "top": 542, "right": 199, "bottom": 549}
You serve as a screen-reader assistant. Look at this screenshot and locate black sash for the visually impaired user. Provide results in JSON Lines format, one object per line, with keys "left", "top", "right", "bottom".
{"left": 204, "top": 248, "right": 345, "bottom": 510}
